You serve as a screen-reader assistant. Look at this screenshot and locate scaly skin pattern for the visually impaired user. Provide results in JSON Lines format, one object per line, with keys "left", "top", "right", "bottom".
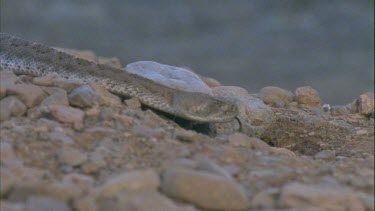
{"left": 0, "top": 33, "right": 238, "bottom": 122}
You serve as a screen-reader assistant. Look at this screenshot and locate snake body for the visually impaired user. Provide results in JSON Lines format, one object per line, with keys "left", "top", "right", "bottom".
{"left": 0, "top": 33, "right": 238, "bottom": 122}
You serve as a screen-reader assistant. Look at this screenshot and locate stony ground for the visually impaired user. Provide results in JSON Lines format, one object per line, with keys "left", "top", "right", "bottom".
{"left": 0, "top": 52, "right": 374, "bottom": 211}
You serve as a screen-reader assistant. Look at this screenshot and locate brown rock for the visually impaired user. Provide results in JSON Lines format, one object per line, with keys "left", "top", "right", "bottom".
{"left": 0, "top": 85, "right": 6, "bottom": 98}
{"left": 161, "top": 168, "right": 249, "bottom": 210}
{"left": 271, "top": 147, "right": 297, "bottom": 158}
{"left": 98, "top": 169, "right": 160, "bottom": 197}
{"left": 58, "top": 147, "right": 88, "bottom": 166}
{"left": 0, "top": 70, "right": 18, "bottom": 87}
{"left": 228, "top": 132, "right": 270, "bottom": 150}
{"left": 0, "top": 167, "right": 16, "bottom": 196}
{"left": 314, "top": 150, "right": 336, "bottom": 161}
{"left": 51, "top": 78, "right": 82, "bottom": 93}
{"left": 0, "top": 96, "right": 27, "bottom": 121}
{"left": 124, "top": 98, "right": 142, "bottom": 109}
{"left": 201, "top": 76, "right": 222, "bottom": 88}
{"left": 40, "top": 88, "right": 69, "bottom": 106}
{"left": 98, "top": 56, "right": 122, "bottom": 68}
{"left": 33, "top": 74, "right": 59, "bottom": 86}
{"left": 68, "top": 85, "right": 99, "bottom": 108}
{"left": 55, "top": 47, "right": 97, "bottom": 62}
{"left": 26, "top": 196, "right": 71, "bottom": 211}
{"left": 295, "top": 86, "right": 322, "bottom": 107}
{"left": 6, "top": 84, "right": 45, "bottom": 108}
{"left": 89, "top": 83, "right": 122, "bottom": 107}
{"left": 331, "top": 105, "right": 350, "bottom": 116}
{"left": 358, "top": 92, "right": 374, "bottom": 117}
{"left": 279, "top": 183, "right": 365, "bottom": 211}
{"left": 258, "top": 86, "right": 292, "bottom": 107}
{"left": 49, "top": 105, "right": 84, "bottom": 123}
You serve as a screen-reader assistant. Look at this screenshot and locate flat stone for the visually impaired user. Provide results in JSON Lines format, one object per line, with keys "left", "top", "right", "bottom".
{"left": 26, "top": 196, "right": 71, "bottom": 211}
{"left": 228, "top": 133, "right": 270, "bottom": 150}
{"left": 6, "top": 84, "right": 45, "bottom": 108}
{"left": 124, "top": 98, "right": 142, "bottom": 109}
{"left": 49, "top": 105, "right": 84, "bottom": 124}
{"left": 125, "top": 61, "right": 212, "bottom": 95}
{"left": 195, "top": 159, "right": 233, "bottom": 179}
{"left": 51, "top": 78, "right": 82, "bottom": 93}
{"left": 89, "top": 83, "right": 122, "bottom": 107}
{"left": 0, "top": 96, "right": 27, "bottom": 121}
{"left": 258, "top": 86, "right": 292, "bottom": 107}
{"left": 213, "top": 86, "right": 275, "bottom": 137}
{"left": 97, "top": 169, "right": 160, "bottom": 197}
{"left": 41, "top": 88, "right": 69, "bottom": 106}
{"left": 58, "top": 147, "right": 88, "bottom": 166}
{"left": 358, "top": 92, "right": 374, "bottom": 117}
{"left": 48, "top": 132, "right": 75, "bottom": 144}
{"left": 271, "top": 147, "right": 297, "bottom": 158}
{"left": 0, "top": 85, "right": 6, "bottom": 98}
{"left": 250, "top": 188, "right": 279, "bottom": 209}
{"left": 161, "top": 168, "right": 249, "bottom": 210}
{"left": 0, "top": 167, "right": 16, "bottom": 196}
{"left": 33, "top": 74, "right": 59, "bottom": 86}
{"left": 279, "top": 183, "right": 365, "bottom": 210}
{"left": 68, "top": 84, "right": 99, "bottom": 108}
{"left": 295, "top": 86, "right": 322, "bottom": 107}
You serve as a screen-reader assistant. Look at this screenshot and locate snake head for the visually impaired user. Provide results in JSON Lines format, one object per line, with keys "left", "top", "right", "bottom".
{"left": 171, "top": 91, "right": 238, "bottom": 123}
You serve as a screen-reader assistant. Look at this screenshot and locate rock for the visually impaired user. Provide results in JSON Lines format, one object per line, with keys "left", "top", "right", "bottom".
{"left": 40, "top": 88, "right": 69, "bottom": 106}
{"left": 33, "top": 74, "right": 59, "bottom": 86}
{"left": 48, "top": 132, "right": 75, "bottom": 144}
{"left": 0, "top": 96, "right": 27, "bottom": 121}
{"left": 58, "top": 147, "right": 88, "bottom": 166}
{"left": 97, "top": 169, "right": 160, "bottom": 197}
{"left": 73, "top": 195, "right": 98, "bottom": 211}
{"left": 358, "top": 92, "right": 374, "bottom": 117}
{"left": 251, "top": 188, "right": 279, "bottom": 209}
{"left": 175, "top": 129, "right": 201, "bottom": 142}
{"left": 200, "top": 75, "right": 222, "bottom": 88}
{"left": 258, "top": 86, "right": 292, "bottom": 107}
{"left": 25, "top": 196, "right": 71, "bottom": 211}
{"left": 124, "top": 98, "right": 142, "bottom": 110}
{"left": 210, "top": 118, "right": 241, "bottom": 135}
{"left": 279, "top": 183, "right": 365, "bottom": 210}
{"left": 51, "top": 78, "right": 82, "bottom": 93}
{"left": 0, "top": 167, "right": 16, "bottom": 196}
{"left": 49, "top": 105, "right": 84, "bottom": 124}
{"left": 228, "top": 133, "right": 270, "bottom": 150}
{"left": 113, "top": 190, "right": 196, "bottom": 211}
{"left": 6, "top": 84, "right": 45, "bottom": 108}
{"left": 314, "top": 150, "right": 336, "bottom": 161}
{"left": 0, "top": 70, "right": 19, "bottom": 87}
{"left": 355, "top": 192, "right": 374, "bottom": 211}
{"left": 195, "top": 159, "right": 233, "bottom": 179}
{"left": 0, "top": 142, "right": 16, "bottom": 161}
{"left": 68, "top": 85, "right": 99, "bottom": 108}
{"left": 98, "top": 56, "right": 122, "bottom": 68}
{"left": 89, "top": 83, "right": 122, "bottom": 107}
{"left": 0, "top": 85, "right": 6, "bottom": 98}
{"left": 294, "top": 86, "right": 322, "bottom": 107}
{"left": 271, "top": 147, "right": 297, "bottom": 158}
{"left": 125, "top": 61, "right": 212, "bottom": 95}
{"left": 161, "top": 168, "right": 249, "bottom": 210}
{"left": 213, "top": 86, "right": 275, "bottom": 137}
{"left": 331, "top": 105, "right": 350, "bottom": 116}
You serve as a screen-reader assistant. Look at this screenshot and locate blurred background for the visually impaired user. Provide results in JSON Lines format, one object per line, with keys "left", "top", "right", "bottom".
{"left": 2, "top": 0, "right": 374, "bottom": 104}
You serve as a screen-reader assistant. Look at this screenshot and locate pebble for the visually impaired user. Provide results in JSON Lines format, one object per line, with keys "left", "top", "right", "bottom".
{"left": 175, "top": 129, "right": 201, "bottom": 142}
{"left": 6, "top": 84, "right": 45, "bottom": 108}
{"left": 51, "top": 78, "right": 82, "bottom": 93}
{"left": 358, "top": 92, "right": 374, "bottom": 117}
{"left": 331, "top": 105, "right": 350, "bottom": 116}
{"left": 250, "top": 188, "right": 279, "bottom": 209}
{"left": 295, "top": 86, "right": 322, "bottom": 107}
{"left": 97, "top": 169, "right": 160, "bottom": 197}
{"left": 124, "top": 98, "right": 142, "bottom": 109}
{"left": 279, "top": 183, "right": 365, "bottom": 210}
{"left": 125, "top": 61, "right": 212, "bottom": 95}
{"left": 49, "top": 105, "right": 84, "bottom": 124}
{"left": 161, "top": 167, "right": 249, "bottom": 210}
{"left": 0, "top": 96, "right": 27, "bottom": 121}
{"left": 89, "top": 83, "right": 122, "bottom": 107}
{"left": 0, "top": 70, "right": 19, "bottom": 86}
{"left": 58, "top": 147, "right": 88, "bottom": 166}
{"left": 200, "top": 75, "right": 222, "bottom": 88}
{"left": 40, "top": 88, "right": 69, "bottom": 106}
{"left": 213, "top": 86, "right": 275, "bottom": 137}
{"left": 68, "top": 84, "right": 99, "bottom": 108}
{"left": 33, "top": 74, "right": 59, "bottom": 86}
{"left": 26, "top": 195, "right": 71, "bottom": 211}
{"left": 0, "top": 142, "right": 16, "bottom": 161}
{"left": 0, "top": 85, "right": 6, "bottom": 98}
{"left": 314, "top": 149, "right": 336, "bottom": 161}
{"left": 228, "top": 133, "right": 270, "bottom": 150}
{"left": 271, "top": 147, "right": 297, "bottom": 158}
{"left": 47, "top": 132, "right": 75, "bottom": 144}
{"left": 258, "top": 86, "right": 292, "bottom": 107}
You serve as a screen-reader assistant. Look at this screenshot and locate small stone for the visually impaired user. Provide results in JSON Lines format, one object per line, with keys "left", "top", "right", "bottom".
{"left": 356, "top": 129, "right": 368, "bottom": 136}
{"left": 175, "top": 129, "right": 200, "bottom": 142}
{"left": 161, "top": 168, "right": 249, "bottom": 210}
{"left": 271, "top": 147, "right": 296, "bottom": 158}
{"left": 40, "top": 88, "right": 69, "bottom": 106}
{"left": 331, "top": 105, "right": 349, "bottom": 116}
{"left": 0, "top": 142, "right": 16, "bottom": 161}
{"left": 314, "top": 150, "right": 336, "bottom": 161}
{"left": 33, "top": 74, "right": 59, "bottom": 86}
{"left": 0, "top": 70, "right": 18, "bottom": 87}
{"left": 358, "top": 92, "right": 374, "bottom": 117}
{"left": 47, "top": 132, "right": 75, "bottom": 144}
{"left": 97, "top": 169, "right": 160, "bottom": 197}
{"left": 89, "top": 83, "right": 122, "bottom": 107}
{"left": 98, "top": 56, "right": 122, "bottom": 68}
{"left": 124, "top": 98, "right": 142, "bottom": 109}
{"left": 279, "top": 183, "right": 364, "bottom": 210}
{"left": 200, "top": 76, "right": 222, "bottom": 88}
{"left": 228, "top": 133, "right": 270, "bottom": 150}
{"left": 73, "top": 195, "right": 98, "bottom": 211}
{"left": 51, "top": 78, "right": 82, "bottom": 93}
{"left": 195, "top": 159, "right": 233, "bottom": 179}
{"left": 6, "top": 84, "right": 45, "bottom": 108}
{"left": 49, "top": 105, "right": 84, "bottom": 124}
{"left": 251, "top": 188, "right": 279, "bottom": 209}
{"left": 322, "top": 104, "right": 331, "bottom": 112}
{"left": 68, "top": 85, "right": 99, "bottom": 108}
{"left": 0, "top": 96, "right": 27, "bottom": 121}
{"left": 26, "top": 196, "right": 71, "bottom": 211}
{"left": 295, "top": 86, "right": 322, "bottom": 107}
{"left": 0, "top": 85, "right": 6, "bottom": 98}
{"left": 258, "top": 86, "right": 292, "bottom": 107}
{"left": 58, "top": 147, "right": 88, "bottom": 166}
{"left": 125, "top": 61, "right": 212, "bottom": 95}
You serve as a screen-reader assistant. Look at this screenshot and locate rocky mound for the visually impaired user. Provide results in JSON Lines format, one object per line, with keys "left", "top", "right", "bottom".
{"left": 0, "top": 50, "right": 373, "bottom": 211}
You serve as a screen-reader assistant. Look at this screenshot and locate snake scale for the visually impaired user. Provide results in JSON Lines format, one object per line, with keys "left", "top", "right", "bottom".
{"left": 0, "top": 33, "right": 238, "bottom": 122}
